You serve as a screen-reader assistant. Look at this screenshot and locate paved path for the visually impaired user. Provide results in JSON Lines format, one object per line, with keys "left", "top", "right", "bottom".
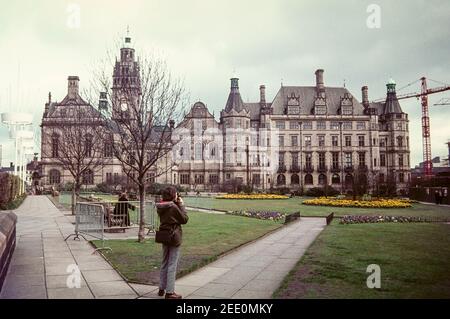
{"left": 0, "top": 195, "right": 151, "bottom": 299}
{"left": 1, "top": 196, "right": 326, "bottom": 299}
{"left": 141, "top": 217, "right": 326, "bottom": 299}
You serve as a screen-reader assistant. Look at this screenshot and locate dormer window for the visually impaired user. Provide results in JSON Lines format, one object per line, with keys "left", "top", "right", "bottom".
{"left": 314, "top": 105, "right": 326, "bottom": 115}
{"left": 341, "top": 106, "right": 353, "bottom": 115}
{"left": 287, "top": 93, "right": 300, "bottom": 114}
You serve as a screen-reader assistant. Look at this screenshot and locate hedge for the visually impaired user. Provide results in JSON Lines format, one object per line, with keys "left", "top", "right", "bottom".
{"left": 0, "top": 172, "right": 23, "bottom": 210}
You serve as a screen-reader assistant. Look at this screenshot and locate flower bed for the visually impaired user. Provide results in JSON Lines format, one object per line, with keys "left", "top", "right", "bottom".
{"left": 216, "top": 194, "right": 289, "bottom": 200}
{"left": 227, "top": 210, "right": 286, "bottom": 221}
{"left": 340, "top": 215, "right": 449, "bottom": 224}
{"left": 302, "top": 197, "right": 411, "bottom": 208}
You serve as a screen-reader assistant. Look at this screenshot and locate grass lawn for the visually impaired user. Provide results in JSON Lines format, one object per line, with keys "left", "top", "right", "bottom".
{"left": 274, "top": 221, "right": 450, "bottom": 298}
{"left": 184, "top": 196, "right": 450, "bottom": 218}
{"left": 92, "top": 211, "right": 282, "bottom": 284}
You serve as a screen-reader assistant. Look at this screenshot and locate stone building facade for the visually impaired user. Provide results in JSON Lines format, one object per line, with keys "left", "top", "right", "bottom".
{"left": 40, "top": 37, "right": 410, "bottom": 195}
{"left": 173, "top": 71, "right": 411, "bottom": 194}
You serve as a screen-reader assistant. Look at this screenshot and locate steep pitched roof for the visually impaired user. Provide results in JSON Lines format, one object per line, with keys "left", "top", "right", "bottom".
{"left": 224, "top": 78, "right": 248, "bottom": 113}
{"left": 270, "top": 86, "right": 365, "bottom": 115}
{"left": 225, "top": 90, "right": 247, "bottom": 113}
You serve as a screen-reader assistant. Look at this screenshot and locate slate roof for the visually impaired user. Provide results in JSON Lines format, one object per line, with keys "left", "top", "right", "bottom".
{"left": 384, "top": 95, "right": 403, "bottom": 114}
{"left": 224, "top": 88, "right": 248, "bottom": 113}
{"left": 270, "top": 86, "right": 366, "bottom": 115}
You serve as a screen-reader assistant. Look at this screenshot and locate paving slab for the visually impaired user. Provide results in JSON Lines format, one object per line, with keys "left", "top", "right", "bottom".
{"left": 82, "top": 269, "right": 124, "bottom": 283}
{"left": 192, "top": 282, "right": 241, "bottom": 298}
{"left": 177, "top": 217, "right": 326, "bottom": 299}
{"left": 129, "top": 283, "right": 159, "bottom": 296}
{"left": 46, "top": 274, "right": 88, "bottom": 289}
{"left": 0, "top": 196, "right": 135, "bottom": 299}
{"left": 89, "top": 281, "right": 137, "bottom": 297}
{"left": 47, "top": 287, "right": 94, "bottom": 299}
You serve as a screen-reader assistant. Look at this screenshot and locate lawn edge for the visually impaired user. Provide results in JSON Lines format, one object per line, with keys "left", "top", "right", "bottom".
{"left": 90, "top": 216, "right": 291, "bottom": 286}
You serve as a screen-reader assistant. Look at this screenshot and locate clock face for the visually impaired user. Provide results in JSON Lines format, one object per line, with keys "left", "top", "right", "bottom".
{"left": 120, "top": 102, "right": 128, "bottom": 111}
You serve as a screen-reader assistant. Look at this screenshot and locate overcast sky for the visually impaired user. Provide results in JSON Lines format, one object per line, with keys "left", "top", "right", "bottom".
{"left": 0, "top": 0, "right": 449, "bottom": 167}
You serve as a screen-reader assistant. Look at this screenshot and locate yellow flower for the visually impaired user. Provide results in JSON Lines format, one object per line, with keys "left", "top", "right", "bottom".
{"left": 302, "top": 197, "right": 411, "bottom": 208}
{"left": 216, "top": 194, "right": 289, "bottom": 200}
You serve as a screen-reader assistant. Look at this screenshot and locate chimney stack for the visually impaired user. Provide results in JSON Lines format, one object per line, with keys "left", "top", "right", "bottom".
{"left": 259, "top": 85, "right": 266, "bottom": 105}
{"left": 315, "top": 69, "right": 325, "bottom": 94}
{"left": 362, "top": 86, "right": 369, "bottom": 108}
{"left": 67, "top": 76, "right": 80, "bottom": 99}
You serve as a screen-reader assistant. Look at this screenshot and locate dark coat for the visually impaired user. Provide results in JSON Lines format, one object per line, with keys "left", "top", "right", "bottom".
{"left": 156, "top": 201, "right": 189, "bottom": 246}
{"left": 113, "top": 195, "right": 135, "bottom": 226}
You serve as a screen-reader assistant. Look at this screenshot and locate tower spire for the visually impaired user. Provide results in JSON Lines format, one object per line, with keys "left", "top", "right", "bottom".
{"left": 124, "top": 25, "right": 132, "bottom": 47}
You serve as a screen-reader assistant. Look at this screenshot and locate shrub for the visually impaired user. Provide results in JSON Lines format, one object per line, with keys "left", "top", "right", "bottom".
{"left": 61, "top": 182, "right": 74, "bottom": 191}
{"left": 146, "top": 183, "right": 185, "bottom": 195}
{"left": 274, "top": 187, "right": 291, "bottom": 195}
{"left": 306, "top": 186, "right": 339, "bottom": 197}
{"left": 241, "top": 185, "right": 253, "bottom": 194}
{"left": 0, "top": 172, "right": 24, "bottom": 210}
{"left": 96, "top": 182, "right": 112, "bottom": 193}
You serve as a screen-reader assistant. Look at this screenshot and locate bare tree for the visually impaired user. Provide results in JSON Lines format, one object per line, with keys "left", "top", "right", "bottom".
{"left": 41, "top": 103, "right": 106, "bottom": 214}
{"left": 90, "top": 51, "right": 187, "bottom": 242}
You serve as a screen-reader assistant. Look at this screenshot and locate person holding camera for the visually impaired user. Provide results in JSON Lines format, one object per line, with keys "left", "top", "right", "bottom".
{"left": 155, "top": 186, "right": 189, "bottom": 299}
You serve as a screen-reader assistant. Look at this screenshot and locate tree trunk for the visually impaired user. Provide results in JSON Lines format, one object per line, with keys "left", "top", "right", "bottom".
{"left": 72, "top": 182, "right": 81, "bottom": 215}
{"left": 71, "top": 188, "right": 76, "bottom": 215}
{"left": 138, "top": 184, "right": 146, "bottom": 243}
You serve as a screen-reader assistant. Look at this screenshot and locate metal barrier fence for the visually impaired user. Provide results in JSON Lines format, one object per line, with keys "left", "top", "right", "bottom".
{"left": 65, "top": 200, "right": 158, "bottom": 252}
{"left": 66, "top": 200, "right": 158, "bottom": 235}
{"left": 99, "top": 200, "right": 159, "bottom": 233}
{"left": 64, "top": 202, "right": 111, "bottom": 252}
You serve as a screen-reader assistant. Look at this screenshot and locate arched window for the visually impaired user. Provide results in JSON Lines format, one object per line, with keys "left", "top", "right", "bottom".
{"left": 345, "top": 174, "right": 353, "bottom": 186}
{"left": 82, "top": 169, "right": 94, "bottom": 185}
{"left": 207, "top": 142, "right": 217, "bottom": 160}
{"left": 51, "top": 134, "right": 59, "bottom": 158}
{"left": 49, "top": 169, "right": 61, "bottom": 185}
{"left": 277, "top": 174, "right": 286, "bottom": 185}
{"left": 331, "top": 174, "right": 340, "bottom": 184}
{"left": 318, "top": 174, "right": 327, "bottom": 185}
{"left": 304, "top": 174, "right": 313, "bottom": 185}
{"left": 397, "top": 136, "right": 403, "bottom": 147}
{"left": 194, "top": 142, "right": 202, "bottom": 160}
{"left": 291, "top": 174, "right": 299, "bottom": 185}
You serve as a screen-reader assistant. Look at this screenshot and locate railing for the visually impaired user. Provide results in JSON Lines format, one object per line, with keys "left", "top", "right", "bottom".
{"left": 317, "top": 165, "right": 328, "bottom": 173}
{"left": 69, "top": 200, "right": 159, "bottom": 236}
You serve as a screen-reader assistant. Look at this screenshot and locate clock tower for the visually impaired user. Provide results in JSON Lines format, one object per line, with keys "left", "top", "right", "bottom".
{"left": 112, "top": 30, "right": 141, "bottom": 119}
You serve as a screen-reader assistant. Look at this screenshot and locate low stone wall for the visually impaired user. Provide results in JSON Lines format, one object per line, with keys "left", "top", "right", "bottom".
{"left": 0, "top": 212, "right": 17, "bottom": 292}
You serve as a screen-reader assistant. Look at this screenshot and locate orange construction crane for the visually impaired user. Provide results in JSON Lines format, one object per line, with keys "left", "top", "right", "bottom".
{"left": 373, "top": 77, "right": 450, "bottom": 177}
